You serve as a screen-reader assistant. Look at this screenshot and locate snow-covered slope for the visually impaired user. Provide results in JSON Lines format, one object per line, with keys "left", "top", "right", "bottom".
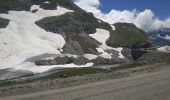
{"left": 0, "top": 5, "right": 73, "bottom": 72}
{"left": 0, "top": 4, "right": 125, "bottom": 73}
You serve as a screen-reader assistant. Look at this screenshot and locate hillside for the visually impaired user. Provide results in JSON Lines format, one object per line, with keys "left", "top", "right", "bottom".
{"left": 0, "top": 0, "right": 80, "bottom": 13}
{"left": 107, "top": 23, "right": 149, "bottom": 47}
{"left": 0, "top": 0, "right": 150, "bottom": 78}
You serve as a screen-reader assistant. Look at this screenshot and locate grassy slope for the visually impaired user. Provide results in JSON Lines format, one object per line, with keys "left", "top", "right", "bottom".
{"left": 0, "top": 63, "right": 144, "bottom": 87}
{"left": 107, "top": 23, "right": 149, "bottom": 47}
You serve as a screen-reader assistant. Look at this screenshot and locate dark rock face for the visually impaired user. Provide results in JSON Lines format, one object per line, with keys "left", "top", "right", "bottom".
{"left": 0, "top": 0, "right": 80, "bottom": 13}
{"left": 35, "top": 12, "right": 112, "bottom": 35}
{"left": 122, "top": 46, "right": 170, "bottom": 64}
{"left": 121, "top": 48, "right": 133, "bottom": 60}
{"left": 0, "top": 17, "right": 10, "bottom": 28}
{"left": 92, "top": 57, "right": 125, "bottom": 65}
{"left": 34, "top": 55, "right": 128, "bottom": 66}
{"left": 69, "top": 35, "right": 100, "bottom": 54}
{"left": 130, "top": 43, "right": 152, "bottom": 49}
{"left": 131, "top": 49, "right": 147, "bottom": 60}
{"left": 0, "top": 0, "right": 33, "bottom": 13}
{"left": 33, "top": 48, "right": 129, "bottom": 66}
{"left": 137, "top": 51, "right": 170, "bottom": 64}
{"left": 39, "top": 2, "right": 58, "bottom": 10}
{"left": 35, "top": 12, "right": 109, "bottom": 54}
{"left": 35, "top": 56, "right": 89, "bottom": 66}
{"left": 62, "top": 41, "right": 85, "bottom": 55}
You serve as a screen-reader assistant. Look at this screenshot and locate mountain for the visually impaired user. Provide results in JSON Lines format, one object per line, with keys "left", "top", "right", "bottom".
{"left": 107, "top": 23, "right": 149, "bottom": 48}
{"left": 148, "top": 28, "right": 170, "bottom": 46}
{"left": 0, "top": 0, "right": 150, "bottom": 74}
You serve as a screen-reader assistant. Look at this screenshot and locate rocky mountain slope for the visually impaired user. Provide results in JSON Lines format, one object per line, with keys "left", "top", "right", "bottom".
{"left": 148, "top": 28, "right": 170, "bottom": 46}
{"left": 0, "top": 0, "right": 150, "bottom": 74}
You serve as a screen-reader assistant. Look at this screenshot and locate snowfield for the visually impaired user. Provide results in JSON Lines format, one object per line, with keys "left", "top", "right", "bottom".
{"left": 0, "top": 5, "right": 124, "bottom": 73}
{"left": 83, "top": 54, "right": 98, "bottom": 60}
{"left": 89, "top": 28, "right": 124, "bottom": 59}
{"left": 158, "top": 46, "right": 170, "bottom": 52}
{"left": 0, "top": 5, "right": 75, "bottom": 73}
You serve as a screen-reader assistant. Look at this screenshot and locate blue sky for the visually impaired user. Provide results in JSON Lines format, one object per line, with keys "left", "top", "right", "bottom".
{"left": 74, "top": 0, "right": 170, "bottom": 31}
{"left": 99, "top": 0, "right": 170, "bottom": 19}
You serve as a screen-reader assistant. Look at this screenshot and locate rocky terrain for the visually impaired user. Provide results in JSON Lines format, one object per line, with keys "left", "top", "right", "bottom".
{"left": 148, "top": 28, "right": 170, "bottom": 46}
{"left": 0, "top": 0, "right": 170, "bottom": 81}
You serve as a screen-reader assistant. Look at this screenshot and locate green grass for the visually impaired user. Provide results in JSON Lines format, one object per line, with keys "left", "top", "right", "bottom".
{"left": 165, "top": 58, "right": 170, "bottom": 64}
{"left": 0, "top": 68, "right": 110, "bottom": 87}
{"left": 110, "top": 62, "right": 144, "bottom": 71}
{"left": 39, "top": 67, "right": 110, "bottom": 80}
{"left": 0, "top": 63, "right": 145, "bottom": 87}
{"left": 107, "top": 23, "right": 149, "bottom": 47}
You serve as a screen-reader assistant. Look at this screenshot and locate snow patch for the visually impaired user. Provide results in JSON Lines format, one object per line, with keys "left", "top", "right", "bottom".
{"left": 158, "top": 46, "right": 170, "bottom": 52}
{"left": 89, "top": 28, "right": 124, "bottom": 59}
{"left": 98, "top": 20, "right": 102, "bottom": 23}
{"left": 27, "top": 62, "right": 94, "bottom": 73}
{"left": 38, "top": 54, "right": 79, "bottom": 61}
{"left": 0, "top": 5, "right": 73, "bottom": 72}
{"left": 113, "top": 47, "right": 124, "bottom": 58}
{"left": 96, "top": 47, "right": 112, "bottom": 59}
{"left": 89, "top": 28, "right": 110, "bottom": 45}
{"left": 83, "top": 54, "right": 98, "bottom": 60}
{"left": 111, "top": 25, "right": 116, "bottom": 30}
{"left": 44, "top": 1, "right": 50, "bottom": 4}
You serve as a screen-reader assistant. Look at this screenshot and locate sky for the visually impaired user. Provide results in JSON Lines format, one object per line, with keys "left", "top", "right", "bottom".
{"left": 99, "top": 0, "right": 170, "bottom": 20}
{"left": 73, "top": 0, "right": 170, "bottom": 32}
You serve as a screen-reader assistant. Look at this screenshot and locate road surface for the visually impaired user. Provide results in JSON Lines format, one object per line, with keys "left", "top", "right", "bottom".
{"left": 1, "top": 66, "right": 170, "bottom": 100}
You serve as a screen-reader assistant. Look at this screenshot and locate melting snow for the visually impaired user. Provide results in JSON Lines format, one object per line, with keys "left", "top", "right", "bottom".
{"left": 158, "top": 46, "right": 170, "bottom": 52}
{"left": 83, "top": 54, "right": 98, "bottom": 60}
{"left": 0, "top": 5, "right": 75, "bottom": 72}
{"left": 44, "top": 1, "right": 50, "bottom": 4}
{"left": 89, "top": 29, "right": 110, "bottom": 45}
{"left": 89, "top": 28, "right": 124, "bottom": 59}
{"left": 28, "top": 62, "right": 94, "bottom": 73}
{"left": 111, "top": 25, "right": 116, "bottom": 30}
{"left": 98, "top": 20, "right": 102, "bottom": 23}
{"left": 157, "top": 34, "right": 170, "bottom": 40}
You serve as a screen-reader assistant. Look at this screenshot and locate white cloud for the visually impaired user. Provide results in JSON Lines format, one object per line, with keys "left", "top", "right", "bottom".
{"left": 134, "top": 9, "right": 164, "bottom": 32}
{"left": 164, "top": 18, "right": 170, "bottom": 28}
{"left": 74, "top": 0, "right": 100, "bottom": 14}
{"left": 74, "top": 0, "right": 170, "bottom": 32}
